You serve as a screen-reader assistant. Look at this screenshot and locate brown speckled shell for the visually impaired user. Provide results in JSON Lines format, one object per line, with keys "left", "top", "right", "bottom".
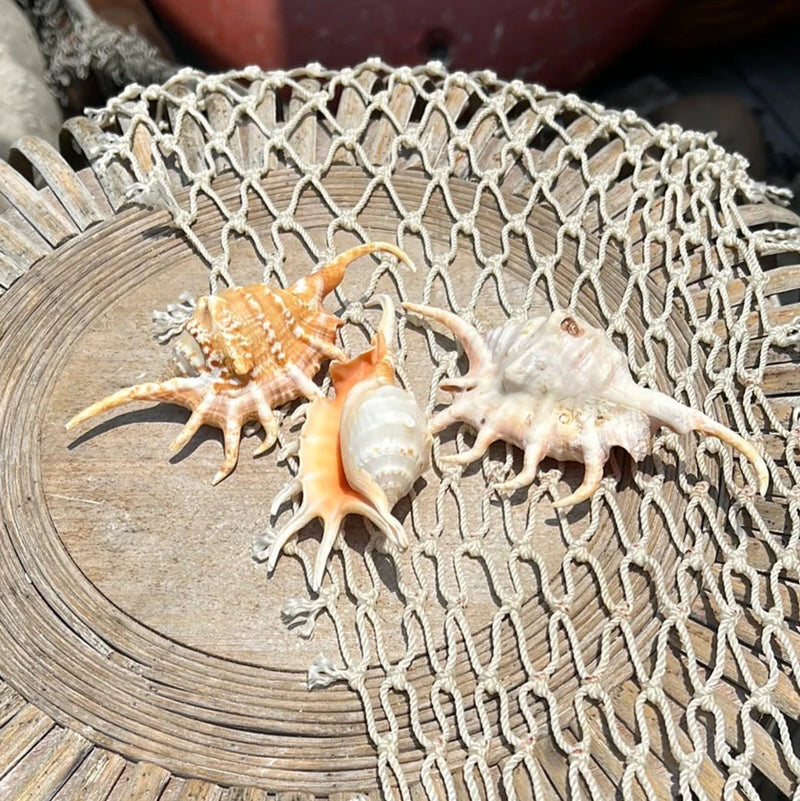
{"left": 67, "top": 242, "right": 413, "bottom": 483}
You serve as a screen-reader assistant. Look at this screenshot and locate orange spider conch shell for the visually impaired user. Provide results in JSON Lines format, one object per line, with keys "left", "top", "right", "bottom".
{"left": 66, "top": 243, "right": 414, "bottom": 484}
{"left": 257, "top": 295, "right": 431, "bottom": 590}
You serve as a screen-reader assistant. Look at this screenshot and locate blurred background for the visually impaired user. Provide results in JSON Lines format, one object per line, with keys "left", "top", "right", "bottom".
{"left": 4, "top": 0, "right": 800, "bottom": 205}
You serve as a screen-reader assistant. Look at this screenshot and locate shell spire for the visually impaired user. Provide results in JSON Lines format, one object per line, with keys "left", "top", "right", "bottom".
{"left": 261, "top": 295, "right": 431, "bottom": 590}
{"left": 66, "top": 242, "right": 414, "bottom": 484}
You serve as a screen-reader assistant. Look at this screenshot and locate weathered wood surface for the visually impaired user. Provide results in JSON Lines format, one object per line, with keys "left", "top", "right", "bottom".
{"left": 0, "top": 65, "right": 797, "bottom": 801}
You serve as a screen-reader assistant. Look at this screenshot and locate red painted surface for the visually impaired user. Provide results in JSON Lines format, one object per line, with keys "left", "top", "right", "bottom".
{"left": 146, "top": 0, "right": 672, "bottom": 88}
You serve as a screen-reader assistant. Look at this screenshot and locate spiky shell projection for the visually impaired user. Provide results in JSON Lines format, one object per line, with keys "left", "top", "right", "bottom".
{"left": 259, "top": 295, "right": 431, "bottom": 590}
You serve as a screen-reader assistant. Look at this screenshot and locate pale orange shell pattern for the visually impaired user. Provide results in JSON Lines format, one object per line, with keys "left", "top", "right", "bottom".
{"left": 257, "top": 296, "right": 431, "bottom": 590}
{"left": 66, "top": 242, "right": 413, "bottom": 484}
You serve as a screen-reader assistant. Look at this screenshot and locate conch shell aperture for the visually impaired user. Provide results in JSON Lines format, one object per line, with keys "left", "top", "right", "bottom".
{"left": 258, "top": 295, "right": 431, "bottom": 590}
{"left": 66, "top": 242, "right": 413, "bottom": 484}
{"left": 404, "top": 302, "right": 769, "bottom": 507}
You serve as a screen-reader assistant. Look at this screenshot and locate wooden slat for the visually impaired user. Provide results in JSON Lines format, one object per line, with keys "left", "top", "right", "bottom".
{"left": 0, "top": 706, "right": 54, "bottom": 780}
{"left": 54, "top": 748, "right": 126, "bottom": 801}
{"left": 0, "top": 161, "right": 75, "bottom": 246}
{"left": 0, "top": 213, "right": 49, "bottom": 269}
{"left": 678, "top": 616, "right": 800, "bottom": 721}
{"left": 287, "top": 79, "right": 321, "bottom": 167}
{"left": 130, "top": 123, "right": 156, "bottom": 176}
{"left": 246, "top": 79, "right": 280, "bottom": 172}
{"left": 61, "top": 117, "right": 137, "bottom": 211}
{"left": 176, "top": 777, "right": 225, "bottom": 800}
{"left": 661, "top": 661, "right": 796, "bottom": 798}
{"left": 105, "top": 761, "right": 171, "bottom": 801}
{"left": 165, "top": 85, "right": 210, "bottom": 176}
{"left": 581, "top": 708, "right": 674, "bottom": 801}
{"left": 365, "top": 81, "right": 416, "bottom": 165}
{"left": 0, "top": 727, "right": 91, "bottom": 801}
{"left": 335, "top": 69, "right": 380, "bottom": 167}
{"left": 508, "top": 115, "right": 598, "bottom": 195}
{"left": 550, "top": 128, "right": 654, "bottom": 221}
{"left": 275, "top": 793, "right": 315, "bottom": 801}
{"left": 692, "top": 262, "right": 800, "bottom": 311}
{"left": 761, "top": 357, "right": 800, "bottom": 396}
{"left": 9, "top": 137, "right": 105, "bottom": 232}
{"left": 450, "top": 94, "right": 515, "bottom": 179}
{"left": 418, "top": 83, "right": 471, "bottom": 170}
{"left": 472, "top": 108, "right": 538, "bottom": 178}
{"left": 0, "top": 251, "right": 25, "bottom": 290}
{"left": 0, "top": 683, "right": 26, "bottom": 728}
{"left": 611, "top": 678, "right": 739, "bottom": 801}
{"left": 736, "top": 203, "right": 800, "bottom": 231}
{"left": 222, "top": 787, "right": 272, "bottom": 801}
{"left": 205, "top": 89, "right": 245, "bottom": 173}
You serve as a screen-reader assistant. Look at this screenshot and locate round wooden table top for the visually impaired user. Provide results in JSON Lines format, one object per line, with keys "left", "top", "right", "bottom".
{"left": 0, "top": 62, "right": 798, "bottom": 801}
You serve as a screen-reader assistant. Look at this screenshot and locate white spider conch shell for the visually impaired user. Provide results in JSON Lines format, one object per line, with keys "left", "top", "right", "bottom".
{"left": 404, "top": 302, "right": 769, "bottom": 507}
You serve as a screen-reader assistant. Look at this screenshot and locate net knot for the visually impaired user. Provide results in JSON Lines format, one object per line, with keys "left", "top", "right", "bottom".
{"left": 614, "top": 600, "right": 632, "bottom": 620}
{"left": 468, "top": 737, "right": 491, "bottom": 760}
{"left": 209, "top": 131, "right": 228, "bottom": 154}
{"left": 759, "top": 608, "right": 787, "bottom": 631}
{"left": 726, "top": 759, "right": 753, "bottom": 784}
{"left": 307, "top": 654, "right": 352, "bottom": 689}
{"left": 480, "top": 671, "right": 500, "bottom": 695}
{"left": 771, "top": 320, "right": 800, "bottom": 347}
{"left": 464, "top": 539, "right": 485, "bottom": 558}
{"left": 779, "top": 549, "right": 800, "bottom": 576}
{"left": 275, "top": 211, "right": 295, "bottom": 231}
{"left": 373, "top": 165, "right": 392, "bottom": 183}
{"left": 567, "top": 744, "right": 590, "bottom": 767}
{"left": 405, "top": 211, "right": 423, "bottom": 233}
{"left": 338, "top": 211, "right": 358, "bottom": 230}
{"left": 228, "top": 209, "right": 248, "bottom": 234}
{"left": 394, "top": 65, "right": 415, "bottom": 83}
{"left": 281, "top": 595, "right": 329, "bottom": 638}
{"left": 717, "top": 229, "right": 740, "bottom": 249}
{"left": 340, "top": 131, "right": 359, "bottom": 151}
{"left": 152, "top": 292, "right": 196, "bottom": 342}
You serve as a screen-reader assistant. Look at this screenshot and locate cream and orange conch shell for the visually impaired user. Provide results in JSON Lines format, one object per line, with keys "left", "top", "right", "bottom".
{"left": 66, "top": 242, "right": 413, "bottom": 484}
{"left": 404, "top": 303, "right": 769, "bottom": 507}
{"left": 257, "top": 295, "right": 431, "bottom": 590}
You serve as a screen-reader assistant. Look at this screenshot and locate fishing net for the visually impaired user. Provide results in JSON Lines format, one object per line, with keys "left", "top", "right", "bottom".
{"left": 2, "top": 60, "right": 800, "bottom": 800}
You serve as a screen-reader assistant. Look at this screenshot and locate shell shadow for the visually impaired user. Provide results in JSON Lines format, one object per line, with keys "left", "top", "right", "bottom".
{"left": 65, "top": 404, "right": 223, "bottom": 464}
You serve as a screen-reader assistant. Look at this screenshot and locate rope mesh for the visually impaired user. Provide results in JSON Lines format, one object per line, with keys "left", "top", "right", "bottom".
{"left": 76, "top": 61, "right": 800, "bottom": 800}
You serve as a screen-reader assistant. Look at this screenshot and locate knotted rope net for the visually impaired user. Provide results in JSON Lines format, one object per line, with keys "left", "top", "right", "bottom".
{"left": 63, "top": 61, "right": 800, "bottom": 800}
